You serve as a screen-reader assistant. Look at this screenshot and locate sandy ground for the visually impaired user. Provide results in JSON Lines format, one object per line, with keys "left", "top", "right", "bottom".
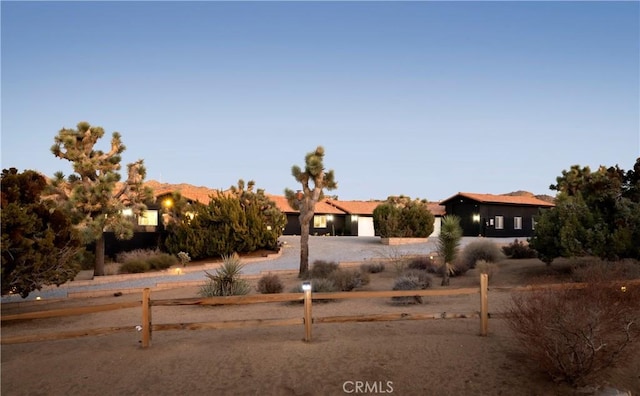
{"left": 2, "top": 258, "right": 639, "bottom": 396}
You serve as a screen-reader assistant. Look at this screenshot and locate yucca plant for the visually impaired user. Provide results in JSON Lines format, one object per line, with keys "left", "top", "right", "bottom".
{"left": 199, "top": 253, "right": 250, "bottom": 297}
{"left": 438, "top": 215, "right": 463, "bottom": 286}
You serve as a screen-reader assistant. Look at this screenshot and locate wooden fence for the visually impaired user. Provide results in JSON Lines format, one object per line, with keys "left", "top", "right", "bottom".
{"left": 4, "top": 275, "right": 638, "bottom": 347}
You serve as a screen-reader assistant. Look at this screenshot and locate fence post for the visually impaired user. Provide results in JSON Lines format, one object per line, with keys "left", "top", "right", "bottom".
{"left": 142, "top": 288, "right": 151, "bottom": 348}
{"left": 303, "top": 287, "right": 313, "bottom": 342}
{"left": 480, "top": 273, "right": 488, "bottom": 336}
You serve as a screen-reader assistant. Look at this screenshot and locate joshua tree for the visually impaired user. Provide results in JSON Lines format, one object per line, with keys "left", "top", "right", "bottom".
{"left": 285, "top": 146, "right": 337, "bottom": 277}
{"left": 49, "top": 122, "right": 152, "bottom": 276}
{"left": 438, "top": 215, "right": 462, "bottom": 286}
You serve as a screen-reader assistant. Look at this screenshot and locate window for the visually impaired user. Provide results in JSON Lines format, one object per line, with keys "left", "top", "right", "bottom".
{"left": 514, "top": 216, "right": 522, "bottom": 230}
{"left": 313, "top": 215, "right": 327, "bottom": 228}
{"left": 138, "top": 210, "right": 158, "bottom": 226}
{"left": 495, "top": 216, "right": 504, "bottom": 230}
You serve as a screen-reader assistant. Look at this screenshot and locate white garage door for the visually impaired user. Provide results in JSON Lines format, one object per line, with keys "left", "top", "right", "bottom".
{"left": 357, "top": 216, "right": 375, "bottom": 237}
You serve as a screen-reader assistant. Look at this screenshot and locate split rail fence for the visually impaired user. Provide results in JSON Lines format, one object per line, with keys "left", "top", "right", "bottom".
{"left": 3, "top": 275, "right": 638, "bottom": 347}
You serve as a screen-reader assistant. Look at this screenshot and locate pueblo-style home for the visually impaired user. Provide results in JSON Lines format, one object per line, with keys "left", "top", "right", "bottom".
{"left": 439, "top": 192, "right": 555, "bottom": 238}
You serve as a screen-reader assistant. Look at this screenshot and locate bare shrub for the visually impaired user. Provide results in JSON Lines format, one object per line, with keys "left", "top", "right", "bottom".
{"left": 571, "top": 258, "right": 640, "bottom": 283}
{"left": 460, "top": 239, "right": 505, "bottom": 270}
{"left": 308, "top": 260, "right": 339, "bottom": 279}
{"left": 360, "top": 262, "right": 385, "bottom": 274}
{"left": 328, "top": 269, "right": 370, "bottom": 291}
{"left": 476, "top": 260, "right": 498, "bottom": 281}
{"left": 256, "top": 273, "right": 284, "bottom": 294}
{"left": 407, "top": 256, "right": 439, "bottom": 273}
{"left": 400, "top": 269, "right": 433, "bottom": 289}
{"left": 505, "top": 281, "right": 640, "bottom": 386}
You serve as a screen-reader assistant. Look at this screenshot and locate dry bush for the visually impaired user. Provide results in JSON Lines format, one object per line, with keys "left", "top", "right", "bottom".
{"left": 308, "top": 260, "right": 339, "bottom": 279}
{"left": 505, "top": 281, "right": 640, "bottom": 386}
{"left": 475, "top": 260, "right": 498, "bottom": 281}
{"left": 256, "top": 273, "right": 284, "bottom": 294}
{"left": 328, "top": 268, "right": 370, "bottom": 291}
{"left": 460, "top": 239, "right": 505, "bottom": 270}
{"left": 502, "top": 239, "right": 538, "bottom": 259}
{"left": 360, "top": 261, "right": 385, "bottom": 274}
{"left": 571, "top": 258, "right": 640, "bottom": 283}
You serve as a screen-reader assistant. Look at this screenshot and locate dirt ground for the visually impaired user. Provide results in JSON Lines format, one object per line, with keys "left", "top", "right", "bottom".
{"left": 2, "top": 258, "right": 639, "bottom": 396}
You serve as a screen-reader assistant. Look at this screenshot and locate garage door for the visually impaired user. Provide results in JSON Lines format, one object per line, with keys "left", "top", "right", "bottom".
{"left": 357, "top": 216, "right": 375, "bottom": 237}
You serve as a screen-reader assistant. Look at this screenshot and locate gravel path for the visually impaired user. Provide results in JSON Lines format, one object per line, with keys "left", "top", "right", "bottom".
{"left": 1, "top": 236, "right": 517, "bottom": 303}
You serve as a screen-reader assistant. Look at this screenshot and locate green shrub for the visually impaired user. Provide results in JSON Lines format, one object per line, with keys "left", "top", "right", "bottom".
{"left": 147, "top": 253, "right": 178, "bottom": 270}
{"left": 391, "top": 275, "right": 424, "bottom": 304}
{"left": 502, "top": 239, "right": 538, "bottom": 259}
{"left": 199, "top": 253, "right": 250, "bottom": 297}
{"left": 373, "top": 196, "right": 435, "bottom": 238}
{"left": 360, "top": 262, "right": 385, "bottom": 274}
{"left": 257, "top": 273, "right": 284, "bottom": 294}
{"left": 308, "top": 260, "right": 339, "bottom": 279}
{"left": 328, "top": 269, "right": 370, "bottom": 291}
{"left": 119, "top": 259, "right": 150, "bottom": 274}
{"left": 459, "top": 239, "right": 505, "bottom": 270}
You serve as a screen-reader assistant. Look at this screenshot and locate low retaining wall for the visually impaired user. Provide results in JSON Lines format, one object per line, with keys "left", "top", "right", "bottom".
{"left": 380, "top": 237, "right": 429, "bottom": 246}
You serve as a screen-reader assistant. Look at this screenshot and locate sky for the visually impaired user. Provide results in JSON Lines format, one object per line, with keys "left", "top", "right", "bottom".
{"left": 2, "top": 1, "right": 639, "bottom": 202}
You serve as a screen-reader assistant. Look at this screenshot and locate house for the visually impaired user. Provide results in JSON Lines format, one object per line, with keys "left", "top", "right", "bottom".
{"left": 439, "top": 192, "right": 555, "bottom": 238}
{"left": 268, "top": 195, "right": 346, "bottom": 236}
{"left": 324, "top": 199, "right": 381, "bottom": 236}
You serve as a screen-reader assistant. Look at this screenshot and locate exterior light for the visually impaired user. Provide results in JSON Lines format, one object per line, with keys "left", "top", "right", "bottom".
{"left": 122, "top": 208, "right": 133, "bottom": 217}
{"left": 302, "top": 281, "right": 312, "bottom": 292}
{"left": 472, "top": 214, "right": 480, "bottom": 222}
{"left": 36, "top": 296, "right": 42, "bottom": 300}
{"left": 163, "top": 198, "right": 173, "bottom": 208}
{"left": 327, "top": 215, "right": 334, "bottom": 221}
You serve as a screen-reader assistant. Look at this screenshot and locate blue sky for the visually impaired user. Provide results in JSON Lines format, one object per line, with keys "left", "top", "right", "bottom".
{"left": 2, "top": 1, "right": 638, "bottom": 201}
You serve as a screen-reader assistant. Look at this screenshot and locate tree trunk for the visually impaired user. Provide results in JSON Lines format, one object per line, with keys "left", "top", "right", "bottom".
{"left": 299, "top": 220, "right": 310, "bottom": 278}
{"left": 94, "top": 234, "right": 105, "bottom": 277}
{"left": 441, "top": 263, "right": 450, "bottom": 286}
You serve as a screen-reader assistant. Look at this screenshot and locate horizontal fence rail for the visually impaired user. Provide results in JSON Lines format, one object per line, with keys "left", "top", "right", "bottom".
{"left": 3, "top": 275, "right": 638, "bottom": 346}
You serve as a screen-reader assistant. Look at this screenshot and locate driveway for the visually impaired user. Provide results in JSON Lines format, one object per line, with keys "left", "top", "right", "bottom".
{"left": 1, "top": 236, "right": 516, "bottom": 303}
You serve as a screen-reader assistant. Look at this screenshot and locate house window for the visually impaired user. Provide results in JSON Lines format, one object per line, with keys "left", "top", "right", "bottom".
{"left": 313, "top": 215, "right": 327, "bottom": 228}
{"left": 495, "top": 216, "right": 504, "bottom": 230}
{"left": 138, "top": 210, "right": 158, "bottom": 226}
{"left": 514, "top": 216, "right": 522, "bottom": 230}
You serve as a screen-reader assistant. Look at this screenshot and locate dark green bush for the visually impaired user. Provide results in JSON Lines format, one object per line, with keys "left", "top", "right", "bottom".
{"left": 257, "top": 273, "right": 284, "bottom": 294}
{"left": 119, "top": 259, "right": 150, "bottom": 274}
{"left": 502, "top": 239, "right": 538, "bottom": 259}
{"left": 459, "top": 239, "right": 505, "bottom": 270}
{"left": 328, "top": 269, "right": 370, "bottom": 291}
{"left": 373, "top": 196, "right": 435, "bottom": 238}
{"left": 308, "top": 260, "right": 339, "bottom": 279}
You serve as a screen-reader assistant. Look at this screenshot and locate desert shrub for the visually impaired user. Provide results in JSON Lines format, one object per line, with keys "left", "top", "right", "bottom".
{"left": 256, "top": 273, "right": 284, "bottom": 294}
{"left": 400, "top": 269, "right": 433, "bottom": 289}
{"left": 505, "top": 281, "right": 640, "bottom": 386}
{"left": 199, "top": 253, "right": 250, "bottom": 297}
{"left": 116, "top": 249, "right": 177, "bottom": 273}
{"left": 328, "top": 269, "right": 370, "bottom": 291}
{"left": 119, "top": 259, "right": 150, "bottom": 274}
{"left": 476, "top": 260, "right": 498, "bottom": 281}
{"left": 289, "top": 278, "right": 338, "bottom": 303}
{"left": 360, "top": 262, "right": 385, "bottom": 274}
{"left": 407, "top": 256, "right": 439, "bottom": 273}
{"left": 459, "top": 239, "right": 505, "bottom": 270}
{"left": 571, "top": 258, "right": 640, "bottom": 283}
{"left": 308, "top": 260, "right": 339, "bottom": 279}
{"left": 147, "top": 253, "right": 178, "bottom": 270}
{"left": 391, "top": 270, "right": 427, "bottom": 304}
{"left": 502, "top": 239, "right": 538, "bottom": 259}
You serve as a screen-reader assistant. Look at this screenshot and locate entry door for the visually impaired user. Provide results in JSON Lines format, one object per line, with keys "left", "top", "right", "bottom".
{"left": 357, "top": 216, "right": 375, "bottom": 236}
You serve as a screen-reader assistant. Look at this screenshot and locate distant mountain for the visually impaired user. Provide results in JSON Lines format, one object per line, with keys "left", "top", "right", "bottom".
{"left": 502, "top": 190, "right": 555, "bottom": 203}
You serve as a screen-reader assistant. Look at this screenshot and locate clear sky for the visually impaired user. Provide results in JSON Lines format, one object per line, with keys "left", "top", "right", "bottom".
{"left": 2, "top": 1, "right": 638, "bottom": 201}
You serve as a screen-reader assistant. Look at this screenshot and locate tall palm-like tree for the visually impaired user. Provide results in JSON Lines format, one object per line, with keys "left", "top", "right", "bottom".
{"left": 438, "top": 215, "right": 462, "bottom": 286}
